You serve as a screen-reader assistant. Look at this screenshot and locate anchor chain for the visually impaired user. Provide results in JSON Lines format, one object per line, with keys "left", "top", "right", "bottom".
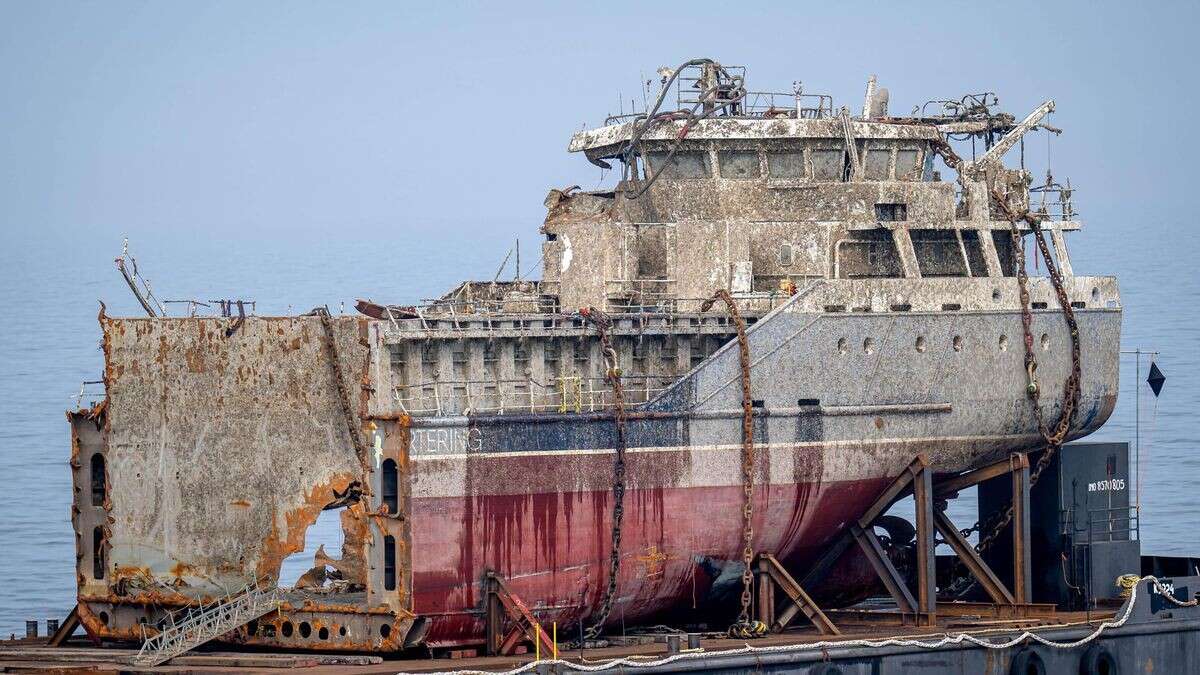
{"left": 928, "top": 140, "right": 1083, "bottom": 592}
{"left": 579, "top": 307, "right": 628, "bottom": 640}
{"left": 701, "top": 290, "right": 767, "bottom": 639}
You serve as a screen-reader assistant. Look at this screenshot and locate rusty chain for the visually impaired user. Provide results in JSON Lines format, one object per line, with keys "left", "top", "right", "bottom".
{"left": 579, "top": 307, "right": 628, "bottom": 640}
{"left": 928, "top": 141, "right": 1083, "bottom": 590}
{"left": 701, "top": 290, "right": 767, "bottom": 639}
{"left": 962, "top": 187, "right": 1082, "bottom": 558}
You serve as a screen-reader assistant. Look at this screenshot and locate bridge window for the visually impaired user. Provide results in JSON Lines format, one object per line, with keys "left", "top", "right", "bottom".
{"left": 718, "top": 150, "right": 760, "bottom": 179}
{"left": 912, "top": 230, "right": 968, "bottom": 277}
{"left": 895, "top": 148, "right": 920, "bottom": 181}
{"left": 961, "top": 230, "right": 988, "bottom": 276}
{"left": 838, "top": 230, "right": 902, "bottom": 278}
{"left": 767, "top": 151, "right": 806, "bottom": 179}
{"left": 993, "top": 232, "right": 1018, "bottom": 276}
{"left": 646, "top": 151, "right": 710, "bottom": 179}
{"left": 864, "top": 149, "right": 891, "bottom": 180}
{"left": 811, "top": 147, "right": 845, "bottom": 181}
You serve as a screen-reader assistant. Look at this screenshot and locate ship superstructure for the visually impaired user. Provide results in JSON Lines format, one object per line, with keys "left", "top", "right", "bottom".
{"left": 68, "top": 60, "right": 1119, "bottom": 653}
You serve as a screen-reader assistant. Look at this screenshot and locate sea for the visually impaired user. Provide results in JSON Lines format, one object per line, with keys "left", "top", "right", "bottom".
{"left": 0, "top": 220, "right": 1195, "bottom": 634}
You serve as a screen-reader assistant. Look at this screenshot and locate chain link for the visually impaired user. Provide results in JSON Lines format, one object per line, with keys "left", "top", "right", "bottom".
{"left": 927, "top": 142, "right": 1083, "bottom": 589}
{"left": 579, "top": 307, "right": 627, "bottom": 640}
{"left": 701, "top": 290, "right": 766, "bottom": 638}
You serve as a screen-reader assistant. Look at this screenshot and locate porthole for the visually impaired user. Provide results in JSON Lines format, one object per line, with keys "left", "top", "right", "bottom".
{"left": 953, "top": 335, "right": 963, "bottom": 352}
{"left": 90, "top": 454, "right": 106, "bottom": 506}
{"left": 915, "top": 336, "right": 926, "bottom": 353}
{"left": 992, "top": 289, "right": 1001, "bottom": 301}
{"left": 282, "top": 621, "right": 294, "bottom": 637}
{"left": 863, "top": 337, "right": 875, "bottom": 355}
{"left": 837, "top": 338, "right": 848, "bottom": 355}
{"left": 382, "top": 459, "right": 399, "bottom": 515}
{"left": 1040, "top": 333, "right": 1050, "bottom": 351}
{"left": 1091, "top": 287, "right": 1100, "bottom": 301}
{"left": 318, "top": 626, "right": 329, "bottom": 640}
{"left": 380, "top": 623, "right": 392, "bottom": 639}
{"left": 999, "top": 335, "right": 1009, "bottom": 352}
{"left": 299, "top": 621, "right": 312, "bottom": 638}
{"left": 98, "top": 611, "right": 109, "bottom": 626}
{"left": 339, "top": 625, "right": 347, "bottom": 637}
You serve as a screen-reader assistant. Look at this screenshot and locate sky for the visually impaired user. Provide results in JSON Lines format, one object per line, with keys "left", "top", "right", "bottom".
{"left": 1, "top": 0, "right": 1197, "bottom": 256}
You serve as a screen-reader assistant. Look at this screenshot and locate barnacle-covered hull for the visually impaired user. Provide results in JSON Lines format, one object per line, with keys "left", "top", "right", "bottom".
{"left": 402, "top": 294, "right": 1120, "bottom": 645}
{"left": 67, "top": 59, "right": 1123, "bottom": 654}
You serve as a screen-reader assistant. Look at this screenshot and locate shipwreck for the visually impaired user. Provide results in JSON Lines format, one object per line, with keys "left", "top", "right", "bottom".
{"left": 66, "top": 59, "right": 1118, "bottom": 657}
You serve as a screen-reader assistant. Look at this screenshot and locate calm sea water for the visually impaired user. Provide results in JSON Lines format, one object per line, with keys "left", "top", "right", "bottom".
{"left": 0, "top": 221, "right": 1195, "bottom": 634}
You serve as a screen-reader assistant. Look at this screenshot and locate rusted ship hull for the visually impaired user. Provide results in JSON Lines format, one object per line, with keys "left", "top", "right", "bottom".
{"left": 68, "top": 275, "right": 1119, "bottom": 652}
{"left": 412, "top": 475, "right": 886, "bottom": 645}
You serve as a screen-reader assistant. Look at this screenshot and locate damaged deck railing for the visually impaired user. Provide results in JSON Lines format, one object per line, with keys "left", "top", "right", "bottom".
{"left": 131, "top": 579, "right": 281, "bottom": 668}
{"left": 382, "top": 297, "right": 783, "bottom": 337}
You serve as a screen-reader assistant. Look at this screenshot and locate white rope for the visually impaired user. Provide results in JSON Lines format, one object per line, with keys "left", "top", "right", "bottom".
{"left": 420, "top": 576, "right": 1195, "bottom": 675}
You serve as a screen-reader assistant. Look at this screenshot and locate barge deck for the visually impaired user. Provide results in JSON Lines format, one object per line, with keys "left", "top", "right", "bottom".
{"left": 5, "top": 575, "right": 1198, "bottom": 673}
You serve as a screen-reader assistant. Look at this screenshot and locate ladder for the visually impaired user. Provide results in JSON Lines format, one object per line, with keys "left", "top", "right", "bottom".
{"left": 131, "top": 579, "right": 281, "bottom": 667}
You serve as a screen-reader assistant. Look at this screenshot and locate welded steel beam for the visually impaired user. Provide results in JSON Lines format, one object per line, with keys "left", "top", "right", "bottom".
{"left": 933, "top": 509, "right": 1015, "bottom": 605}
{"left": 1011, "top": 454, "right": 1032, "bottom": 604}
{"left": 757, "top": 554, "right": 840, "bottom": 635}
{"left": 912, "top": 461, "right": 937, "bottom": 625}
{"left": 852, "top": 524, "right": 918, "bottom": 615}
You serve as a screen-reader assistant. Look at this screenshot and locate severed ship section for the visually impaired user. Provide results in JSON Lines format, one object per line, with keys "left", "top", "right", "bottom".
{"left": 68, "top": 60, "right": 1119, "bottom": 653}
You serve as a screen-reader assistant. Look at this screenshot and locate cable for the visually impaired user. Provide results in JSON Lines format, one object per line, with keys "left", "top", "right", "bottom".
{"left": 424, "top": 576, "right": 1195, "bottom": 675}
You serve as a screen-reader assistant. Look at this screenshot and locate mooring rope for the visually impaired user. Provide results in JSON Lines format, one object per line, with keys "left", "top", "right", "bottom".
{"left": 427, "top": 577, "right": 1195, "bottom": 675}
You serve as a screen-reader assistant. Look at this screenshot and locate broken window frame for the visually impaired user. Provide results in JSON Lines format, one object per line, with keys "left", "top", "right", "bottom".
{"left": 834, "top": 229, "right": 904, "bottom": 279}
{"left": 93, "top": 526, "right": 105, "bottom": 579}
{"left": 911, "top": 228, "right": 971, "bottom": 277}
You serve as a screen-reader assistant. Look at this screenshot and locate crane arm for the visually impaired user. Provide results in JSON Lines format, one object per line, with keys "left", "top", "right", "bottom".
{"left": 961, "top": 99, "right": 1055, "bottom": 178}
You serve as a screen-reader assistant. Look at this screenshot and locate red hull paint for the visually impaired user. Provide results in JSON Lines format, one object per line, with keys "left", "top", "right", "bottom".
{"left": 411, "top": 477, "right": 889, "bottom": 646}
